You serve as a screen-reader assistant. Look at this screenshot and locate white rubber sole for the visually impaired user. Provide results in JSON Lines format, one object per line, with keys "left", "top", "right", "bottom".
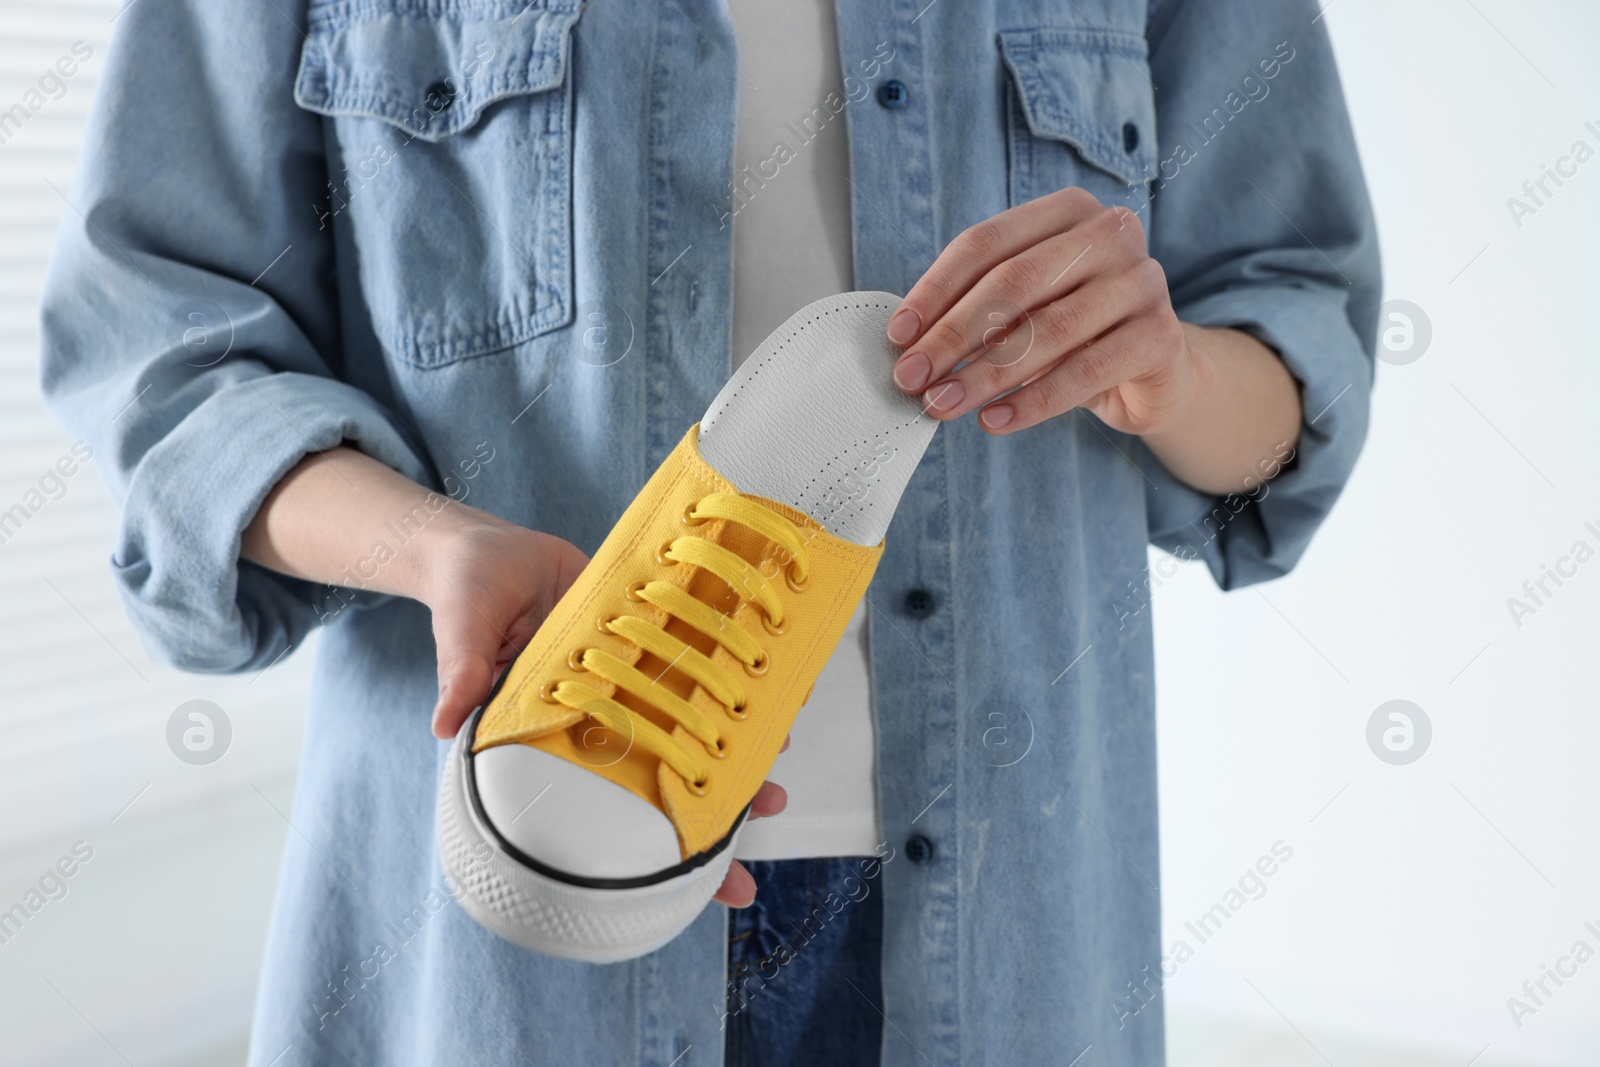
{"left": 437, "top": 717, "right": 742, "bottom": 964}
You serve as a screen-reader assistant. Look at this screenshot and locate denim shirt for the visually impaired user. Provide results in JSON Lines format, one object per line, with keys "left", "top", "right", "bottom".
{"left": 40, "top": 0, "right": 1379, "bottom": 1063}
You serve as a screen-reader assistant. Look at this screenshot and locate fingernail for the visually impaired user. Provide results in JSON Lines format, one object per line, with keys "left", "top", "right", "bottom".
{"left": 924, "top": 380, "right": 964, "bottom": 413}
{"left": 887, "top": 308, "right": 921, "bottom": 345}
{"left": 981, "top": 403, "right": 1015, "bottom": 430}
{"left": 893, "top": 351, "right": 931, "bottom": 392}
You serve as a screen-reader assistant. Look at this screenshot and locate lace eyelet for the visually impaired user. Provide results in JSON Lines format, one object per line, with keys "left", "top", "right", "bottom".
{"left": 657, "top": 541, "right": 678, "bottom": 565}
{"left": 625, "top": 581, "right": 648, "bottom": 602}
{"left": 596, "top": 614, "right": 617, "bottom": 634}
{"left": 743, "top": 653, "right": 770, "bottom": 677}
{"left": 687, "top": 775, "right": 711, "bottom": 796}
{"left": 538, "top": 680, "right": 561, "bottom": 704}
{"left": 567, "top": 648, "right": 590, "bottom": 672}
{"left": 786, "top": 564, "right": 809, "bottom": 593}
{"left": 706, "top": 736, "right": 730, "bottom": 759}
{"left": 681, "top": 502, "right": 708, "bottom": 526}
{"left": 725, "top": 701, "right": 749, "bottom": 721}
{"left": 760, "top": 612, "right": 786, "bottom": 637}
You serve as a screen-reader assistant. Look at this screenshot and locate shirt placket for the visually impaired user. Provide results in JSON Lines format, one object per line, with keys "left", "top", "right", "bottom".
{"left": 638, "top": 2, "right": 741, "bottom": 1063}
{"left": 836, "top": 2, "right": 963, "bottom": 1063}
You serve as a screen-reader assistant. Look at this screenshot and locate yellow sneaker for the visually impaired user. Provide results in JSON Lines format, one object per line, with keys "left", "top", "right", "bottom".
{"left": 437, "top": 292, "right": 937, "bottom": 961}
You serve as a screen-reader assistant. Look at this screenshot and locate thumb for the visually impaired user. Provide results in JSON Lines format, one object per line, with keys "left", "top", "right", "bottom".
{"left": 430, "top": 601, "right": 502, "bottom": 740}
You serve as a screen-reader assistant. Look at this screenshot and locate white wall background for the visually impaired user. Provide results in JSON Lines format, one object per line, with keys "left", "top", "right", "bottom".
{"left": 0, "top": 0, "right": 1594, "bottom": 1065}
{"left": 1156, "top": 2, "right": 1600, "bottom": 1065}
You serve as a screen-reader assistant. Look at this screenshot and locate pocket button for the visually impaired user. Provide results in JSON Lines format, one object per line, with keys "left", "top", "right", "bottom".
{"left": 424, "top": 80, "right": 456, "bottom": 112}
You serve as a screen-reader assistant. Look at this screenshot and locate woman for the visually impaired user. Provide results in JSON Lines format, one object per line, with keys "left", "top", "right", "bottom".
{"left": 42, "top": 0, "right": 1377, "bottom": 1063}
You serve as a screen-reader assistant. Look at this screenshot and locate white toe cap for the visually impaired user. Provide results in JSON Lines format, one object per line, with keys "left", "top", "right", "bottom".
{"left": 472, "top": 744, "right": 684, "bottom": 881}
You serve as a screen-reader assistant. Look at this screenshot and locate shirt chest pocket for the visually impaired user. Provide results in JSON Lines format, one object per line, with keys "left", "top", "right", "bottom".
{"left": 295, "top": 1, "right": 580, "bottom": 368}
{"left": 998, "top": 27, "right": 1157, "bottom": 211}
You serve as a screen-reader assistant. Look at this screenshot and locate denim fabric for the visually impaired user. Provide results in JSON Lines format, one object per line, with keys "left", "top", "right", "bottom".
{"left": 723, "top": 858, "right": 886, "bottom": 1067}
{"left": 40, "top": 0, "right": 1379, "bottom": 1063}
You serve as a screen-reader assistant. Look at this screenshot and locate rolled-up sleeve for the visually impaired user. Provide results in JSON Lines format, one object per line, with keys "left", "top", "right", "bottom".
{"left": 1140, "top": 0, "right": 1382, "bottom": 589}
{"left": 39, "top": 1, "right": 433, "bottom": 672}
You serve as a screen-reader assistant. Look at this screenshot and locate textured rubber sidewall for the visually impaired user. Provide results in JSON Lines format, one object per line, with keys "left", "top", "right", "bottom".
{"left": 436, "top": 728, "right": 734, "bottom": 964}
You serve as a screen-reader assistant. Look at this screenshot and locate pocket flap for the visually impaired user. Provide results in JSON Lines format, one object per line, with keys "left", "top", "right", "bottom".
{"left": 295, "top": 2, "right": 580, "bottom": 142}
{"left": 998, "top": 27, "right": 1157, "bottom": 186}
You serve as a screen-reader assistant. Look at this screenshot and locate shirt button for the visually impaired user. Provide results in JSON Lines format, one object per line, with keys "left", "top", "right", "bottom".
{"left": 1122, "top": 121, "right": 1140, "bottom": 153}
{"left": 877, "top": 79, "right": 909, "bottom": 110}
{"left": 905, "top": 834, "right": 934, "bottom": 864}
{"left": 425, "top": 80, "right": 456, "bottom": 112}
{"left": 903, "top": 588, "right": 936, "bottom": 619}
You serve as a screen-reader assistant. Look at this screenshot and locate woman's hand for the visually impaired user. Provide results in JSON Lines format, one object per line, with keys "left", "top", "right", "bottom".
{"left": 244, "top": 448, "right": 790, "bottom": 907}
{"left": 885, "top": 186, "right": 1303, "bottom": 495}
{"left": 887, "top": 185, "right": 1199, "bottom": 436}
{"left": 417, "top": 509, "right": 786, "bottom": 908}
{"left": 420, "top": 514, "right": 589, "bottom": 740}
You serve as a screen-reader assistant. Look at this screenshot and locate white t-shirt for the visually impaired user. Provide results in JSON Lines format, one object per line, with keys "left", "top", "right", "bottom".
{"left": 725, "top": 0, "right": 881, "bottom": 861}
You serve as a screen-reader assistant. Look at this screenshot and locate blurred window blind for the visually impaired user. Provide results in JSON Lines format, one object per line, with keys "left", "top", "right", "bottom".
{"left": 0, "top": 0, "right": 316, "bottom": 875}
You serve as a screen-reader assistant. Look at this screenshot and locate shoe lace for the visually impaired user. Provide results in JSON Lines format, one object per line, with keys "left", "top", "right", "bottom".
{"left": 539, "top": 493, "right": 811, "bottom": 793}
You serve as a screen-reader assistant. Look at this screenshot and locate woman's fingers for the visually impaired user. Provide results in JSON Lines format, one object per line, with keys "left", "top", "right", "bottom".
{"left": 714, "top": 860, "right": 757, "bottom": 907}
{"left": 429, "top": 599, "right": 502, "bottom": 739}
{"left": 977, "top": 314, "right": 1186, "bottom": 435}
{"left": 899, "top": 206, "right": 1147, "bottom": 400}
{"left": 540, "top": 533, "right": 591, "bottom": 608}
{"left": 919, "top": 267, "right": 1154, "bottom": 420}
{"left": 712, "top": 778, "right": 787, "bottom": 908}
{"left": 887, "top": 186, "right": 1106, "bottom": 351}
{"left": 749, "top": 779, "right": 788, "bottom": 817}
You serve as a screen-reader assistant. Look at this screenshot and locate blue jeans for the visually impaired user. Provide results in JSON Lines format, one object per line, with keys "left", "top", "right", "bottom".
{"left": 723, "top": 858, "right": 885, "bottom": 1066}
